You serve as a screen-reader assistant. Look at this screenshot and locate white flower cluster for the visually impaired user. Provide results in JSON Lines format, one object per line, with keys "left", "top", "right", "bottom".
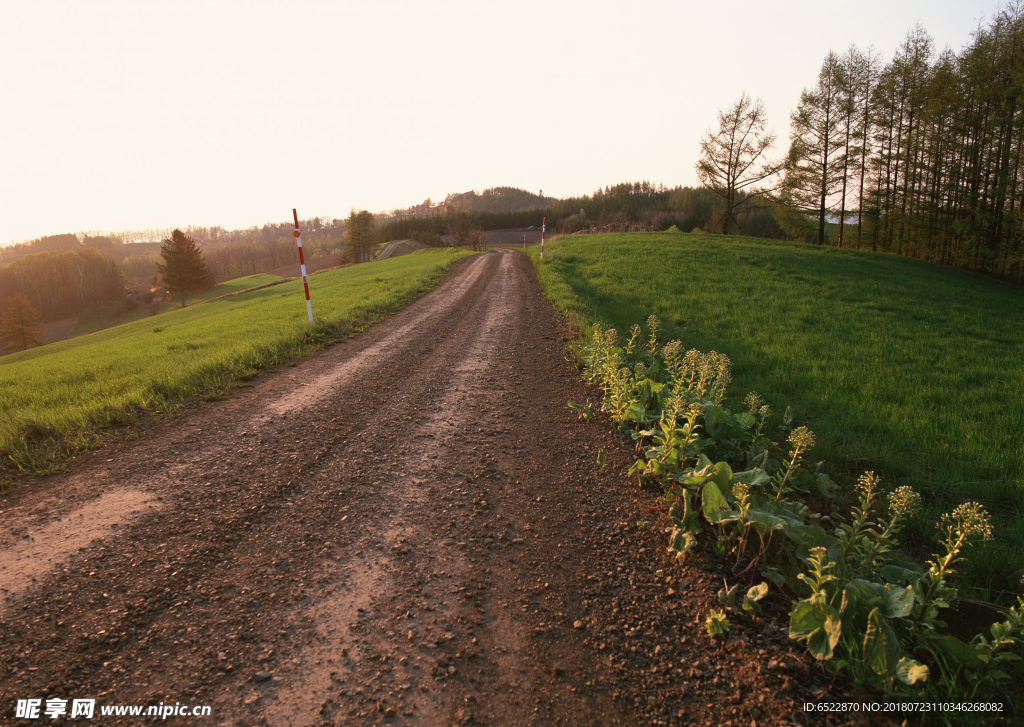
{"left": 941, "top": 501, "right": 993, "bottom": 542}
{"left": 887, "top": 485, "right": 922, "bottom": 519}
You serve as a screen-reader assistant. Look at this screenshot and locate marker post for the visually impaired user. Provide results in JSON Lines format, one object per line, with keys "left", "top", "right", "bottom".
{"left": 292, "top": 209, "right": 314, "bottom": 324}
{"left": 540, "top": 217, "right": 546, "bottom": 261}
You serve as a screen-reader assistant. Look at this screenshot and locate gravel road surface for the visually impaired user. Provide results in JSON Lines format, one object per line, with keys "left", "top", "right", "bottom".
{"left": 0, "top": 250, "right": 852, "bottom": 726}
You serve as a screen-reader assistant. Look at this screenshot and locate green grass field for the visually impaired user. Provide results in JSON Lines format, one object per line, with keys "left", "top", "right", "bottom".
{"left": 70, "top": 274, "right": 286, "bottom": 338}
{"left": 73, "top": 306, "right": 165, "bottom": 338}
{"left": 532, "top": 232, "right": 1024, "bottom": 602}
{"left": 0, "top": 249, "right": 472, "bottom": 475}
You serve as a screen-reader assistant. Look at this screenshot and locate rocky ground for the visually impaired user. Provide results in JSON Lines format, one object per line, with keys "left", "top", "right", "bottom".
{"left": 0, "top": 249, "right": 873, "bottom": 726}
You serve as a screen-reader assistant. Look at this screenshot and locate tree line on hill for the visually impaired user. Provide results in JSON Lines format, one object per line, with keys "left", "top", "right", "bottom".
{"left": 0, "top": 228, "right": 218, "bottom": 353}
{"left": 0, "top": 233, "right": 120, "bottom": 265}
{"left": 0, "top": 248, "right": 129, "bottom": 324}
{"left": 104, "top": 220, "right": 345, "bottom": 284}
{"left": 443, "top": 187, "right": 556, "bottom": 213}
{"left": 375, "top": 183, "right": 785, "bottom": 244}
{"left": 0, "top": 219, "right": 345, "bottom": 322}
{"left": 196, "top": 220, "right": 344, "bottom": 281}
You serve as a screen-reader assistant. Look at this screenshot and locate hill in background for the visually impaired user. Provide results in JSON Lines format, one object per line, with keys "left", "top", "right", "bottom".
{"left": 443, "top": 186, "right": 556, "bottom": 214}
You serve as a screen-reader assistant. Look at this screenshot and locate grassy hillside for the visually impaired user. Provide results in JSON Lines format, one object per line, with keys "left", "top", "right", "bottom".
{"left": 0, "top": 249, "right": 472, "bottom": 475}
{"left": 65, "top": 274, "right": 287, "bottom": 340}
{"left": 532, "top": 231, "right": 1024, "bottom": 601}
{"left": 185, "top": 273, "right": 283, "bottom": 302}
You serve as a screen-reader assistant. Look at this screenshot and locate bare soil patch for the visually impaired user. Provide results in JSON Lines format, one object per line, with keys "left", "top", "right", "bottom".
{"left": 0, "top": 251, "right": 866, "bottom": 726}
{"left": 0, "top": 488, "right": 161, "bottom": 609}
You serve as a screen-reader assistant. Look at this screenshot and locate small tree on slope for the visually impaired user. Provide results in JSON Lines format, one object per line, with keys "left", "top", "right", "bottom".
{"left": 157, "top": 229, "right": 214, "bottom": 307}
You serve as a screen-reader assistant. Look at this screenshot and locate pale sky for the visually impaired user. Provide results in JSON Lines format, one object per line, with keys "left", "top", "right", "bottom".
{"left": 0, "top": 0, "right": 1005, "bottom": 245}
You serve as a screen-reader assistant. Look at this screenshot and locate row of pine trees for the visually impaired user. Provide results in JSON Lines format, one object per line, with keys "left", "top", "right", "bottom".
{"left": 778, "top": 8, "right": 1024, "bottom": 280}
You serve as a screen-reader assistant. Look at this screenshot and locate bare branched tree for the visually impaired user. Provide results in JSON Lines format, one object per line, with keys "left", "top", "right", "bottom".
{"left": 449, "top": 212, "right": 483, "bottom": 251}
{"left": 696, "top": 92, "right": 784, "bottom": 235}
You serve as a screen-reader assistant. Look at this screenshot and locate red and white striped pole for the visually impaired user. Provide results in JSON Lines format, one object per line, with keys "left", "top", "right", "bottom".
{"left": 292, "top": 209, "right": 314, "bottom": 324}
{"left": 540, "top": 217, "right": 546, "bottom": 261}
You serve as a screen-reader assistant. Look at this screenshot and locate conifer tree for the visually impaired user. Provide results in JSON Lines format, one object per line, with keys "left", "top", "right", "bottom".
{"left": 157, "top": 229, "right": 214, "bottom": 307}
{"left": 779, "top": 52, "right": 848, "bottom": 245}
{"left": 0, "top": 294, "right": 46, "bottom": 353}
{"left": 343, "top": 210, "right": 378, "bottom": 264}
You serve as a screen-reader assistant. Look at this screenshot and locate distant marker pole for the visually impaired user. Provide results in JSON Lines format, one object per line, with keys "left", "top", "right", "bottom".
{"left": 292, "top": 209, "right": 314, "bottom": 324}
{"left": 523, "top": 230, "right": 526, "bottom": 250}
{"left": 540, "top": 217, "right": 546, "bottom": 261}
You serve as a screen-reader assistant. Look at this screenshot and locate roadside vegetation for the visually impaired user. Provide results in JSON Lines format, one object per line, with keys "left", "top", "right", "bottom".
{"left": 0, "top": 249, "right": 471, "bottom": 476}
{"left": 532, "top": 232, "right": 1024, "bottom": 717}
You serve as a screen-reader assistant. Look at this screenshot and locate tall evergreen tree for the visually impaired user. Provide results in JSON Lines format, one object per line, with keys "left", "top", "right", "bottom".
{"left": 850, "top": 45, "right": 882, "bottom": 249}
{"left": 779, "top": 52, "right": 848, "bottom": 245}
{"left": 157, "top": 229, "right": 214, "bottom": 307}
{"left": 343, "top": 210, "right": 378, "bottom": 264}
{"left": 0, "top": 294, "right": 46, "bottom": 353}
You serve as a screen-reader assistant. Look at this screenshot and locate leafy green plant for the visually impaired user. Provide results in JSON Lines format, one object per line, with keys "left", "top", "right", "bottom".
{"left": 567, "top": 400, "right": 593, "bottom": 421}
{"left": 705, "top": 608, "right": 731, "bottom": 639}
{"left": 913, "top": 502, "right": 993, "bottom": 634}
{"left": 570, "top": 318, "right": 1024, "bottom": 713}
{"left": 718, "top": 578, "right": 769, "bottom": 617}
{"left": 789, "top": 547, "right": 843, "bottom": 660}
{"left": 628, "top": 398, "right": 701, "bottom": 485}
{"left": 772, "top": 427, "right": 814, "bottom": 500}
{"left": 666, "top": 487, "right": 701, "bottom": 556}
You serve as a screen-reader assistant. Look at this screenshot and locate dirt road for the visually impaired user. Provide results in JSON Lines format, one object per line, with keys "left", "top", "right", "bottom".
{"left": 1, "top": 250, "right": 839, "bottom": 726}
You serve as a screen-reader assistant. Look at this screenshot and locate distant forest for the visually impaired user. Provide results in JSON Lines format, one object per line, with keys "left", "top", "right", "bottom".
{"left": 377, "top": 183, "right": 783, "bottom": 244}
{"left": 0, "top": 221, "right": 345, "bottom": 324}
{"left": 443, "top": 187, "right": 557, "bottom": 213}
{"left": 0, "top": 247, "right": 128, "bottom": 324}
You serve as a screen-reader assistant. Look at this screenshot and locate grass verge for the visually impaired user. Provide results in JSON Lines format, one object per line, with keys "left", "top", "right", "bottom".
{"left": 0, "top": 249, "right": 472, "bottom": 476}
{"left": 531, "top": 231, "right": 1024, "bottom": 604}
